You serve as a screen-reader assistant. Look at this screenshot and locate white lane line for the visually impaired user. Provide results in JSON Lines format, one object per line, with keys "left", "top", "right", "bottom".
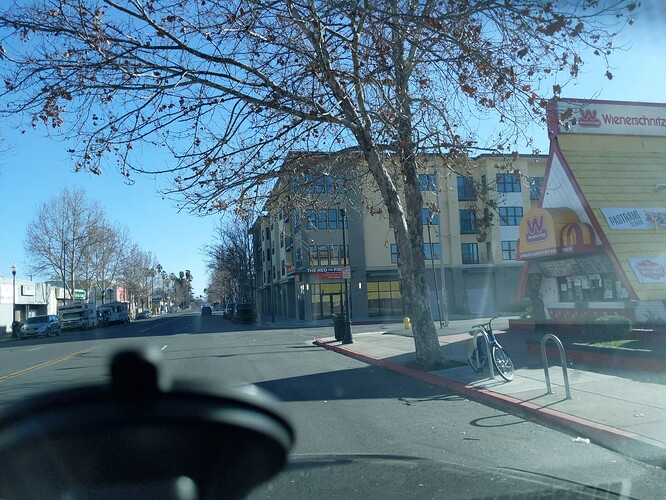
{"left": 161, "top": 345, "right": 168, "bottom": 351}
{"left": 26, "top": 347, "right": 44, "bottom": 352}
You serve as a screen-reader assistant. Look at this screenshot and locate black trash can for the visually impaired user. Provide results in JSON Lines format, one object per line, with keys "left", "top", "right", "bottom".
{"left": 333, "top": 314, "right": 345, "bottom": 341}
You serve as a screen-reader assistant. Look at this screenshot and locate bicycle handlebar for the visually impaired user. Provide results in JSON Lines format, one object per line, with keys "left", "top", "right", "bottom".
{"left": 471, "top": 316, "right": 501, "bottom": 332}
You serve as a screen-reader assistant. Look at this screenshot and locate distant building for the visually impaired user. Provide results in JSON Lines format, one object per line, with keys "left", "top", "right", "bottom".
{"left": 0, "top": 278, "right": 56, "bottom": 334}
{"left": 251, "top": 150, "right": 546, "bottom": 322}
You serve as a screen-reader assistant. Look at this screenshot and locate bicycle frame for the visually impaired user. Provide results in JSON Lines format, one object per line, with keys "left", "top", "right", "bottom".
{"left": 467, "top": 316, "right": 515, "bottom": 382}
{"left": 468, "top": 326, "right": 495, "bottom": 379}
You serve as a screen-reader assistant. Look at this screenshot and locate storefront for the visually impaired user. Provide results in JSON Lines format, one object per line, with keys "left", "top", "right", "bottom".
{"left": 517, "top": 98, "right": 666, "bottom": 323}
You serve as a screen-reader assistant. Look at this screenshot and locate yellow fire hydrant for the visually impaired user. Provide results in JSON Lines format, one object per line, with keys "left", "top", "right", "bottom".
{"left": 403, "top": 316, "right": 411, "bottom": 330}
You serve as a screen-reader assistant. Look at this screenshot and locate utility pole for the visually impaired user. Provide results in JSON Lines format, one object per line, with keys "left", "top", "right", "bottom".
{"left": 340, "top": 209, "right": 353, "bottom": 344}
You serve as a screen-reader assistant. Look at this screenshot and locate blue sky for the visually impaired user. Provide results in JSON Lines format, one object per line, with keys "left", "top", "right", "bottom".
{"left": 0, "top": 3, "right": 664, "bottom": 298}
{"left": 0, "top": 133, "right": 217, "bottom": 297}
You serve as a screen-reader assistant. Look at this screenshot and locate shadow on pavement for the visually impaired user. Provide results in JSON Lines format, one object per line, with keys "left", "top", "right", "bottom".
{"left": 257, "top": 364, "right": 460, "bottom": 403}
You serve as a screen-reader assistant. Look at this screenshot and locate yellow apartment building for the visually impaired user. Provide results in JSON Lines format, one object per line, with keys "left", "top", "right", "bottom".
{"left": 252, "top": 151, "right": 546, "bottom": 322}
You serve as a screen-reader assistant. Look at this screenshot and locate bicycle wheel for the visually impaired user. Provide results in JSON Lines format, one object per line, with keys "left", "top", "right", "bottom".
{"left": 466, "top": 339, "right": 484, "bottom": 373}
{"left": 491, "top": 345, "right": 515, "bottom": 381}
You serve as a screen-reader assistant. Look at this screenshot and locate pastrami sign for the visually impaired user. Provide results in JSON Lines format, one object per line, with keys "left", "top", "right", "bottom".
{"left": 601, "top": 207, "right": 666, "bottom": 230}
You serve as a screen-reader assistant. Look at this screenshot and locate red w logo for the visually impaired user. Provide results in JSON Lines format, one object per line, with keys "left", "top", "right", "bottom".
{"left": 579, "top": 109, "right": 601, "bottom": 127}
{"left": 526, "top": 215, "right": 545, "bottom": 235}
{"left": 525, "top": 215, "right": 548, "bottom": 243}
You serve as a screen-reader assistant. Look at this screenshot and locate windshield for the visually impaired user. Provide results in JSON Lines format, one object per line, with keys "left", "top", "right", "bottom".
{"left": 25, "top": 316, "right": 49, "bottom": 325}
{"left": 0, "top": 1, "right": 665, "bottom": 498}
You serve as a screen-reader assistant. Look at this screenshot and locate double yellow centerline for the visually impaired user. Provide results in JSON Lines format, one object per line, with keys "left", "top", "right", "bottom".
{"left": 0, "top": 346, "right": 99, "bottom": 383}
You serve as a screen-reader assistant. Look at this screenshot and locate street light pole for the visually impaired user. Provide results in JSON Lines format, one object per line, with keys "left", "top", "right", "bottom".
{"left": 11, "top": 264, "right": 17, "bottom": 338}
{"left": 427, "top": 214, "right": 444, "bottom": 329}
{"left": 340, "top": 209, "right": 353, "bottom": 344}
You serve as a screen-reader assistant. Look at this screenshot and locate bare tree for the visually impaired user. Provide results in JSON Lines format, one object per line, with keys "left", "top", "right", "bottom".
{"left": 205, "top": 217, "right": 255, "bottom": 305}
{"left": 0, "top": 0, "right": 637, "bottom": 367}
{"left": 118, "top": 246, "right": 160, "bottom": 314}
{"left": 24, "top": 186, "right": 105, "bottom": 303}
{"left": 81, "top": 221, "right": 131, "bottom": 303}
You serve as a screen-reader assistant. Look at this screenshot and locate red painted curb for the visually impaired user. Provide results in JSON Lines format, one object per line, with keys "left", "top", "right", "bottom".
{"left": 314, "top": 339, "right": 666, "bottom": 466}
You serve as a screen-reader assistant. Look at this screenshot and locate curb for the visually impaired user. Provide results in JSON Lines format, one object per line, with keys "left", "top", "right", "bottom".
{"left": 314, "top": 339, "right": 666, "bottom": 468}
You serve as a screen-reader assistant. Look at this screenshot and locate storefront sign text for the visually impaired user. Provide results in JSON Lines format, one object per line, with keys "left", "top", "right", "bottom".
{"left": 601, "top": 207, "right": 666, "bottom": 230}
{"left": 554, "top": 100, "right": 666, "bottom": 137}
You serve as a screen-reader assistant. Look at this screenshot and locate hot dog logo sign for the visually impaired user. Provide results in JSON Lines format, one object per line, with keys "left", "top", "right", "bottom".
{"left": 517, "top": 208, "right": 596, "bottom": 260}
{"left": 577, "top": 108, "right": 601, "bottom": 128}
{"left": 525, "top": 214, "right": 548, "bottom": 243}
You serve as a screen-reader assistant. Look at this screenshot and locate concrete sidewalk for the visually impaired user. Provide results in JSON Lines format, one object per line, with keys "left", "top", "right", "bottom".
{"left": 313, "top": 317, "right": 666, "bottom": 468}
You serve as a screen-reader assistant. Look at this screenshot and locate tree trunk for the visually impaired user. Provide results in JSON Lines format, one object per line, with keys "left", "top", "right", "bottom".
{"left": 358, "top": 141, "right": 445, "bottom": 369}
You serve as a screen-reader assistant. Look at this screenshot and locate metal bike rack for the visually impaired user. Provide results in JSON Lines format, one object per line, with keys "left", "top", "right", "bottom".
{"left": 471, "top": 329, "right": 495, "bottom": 379}
{"left": 540, "top": 334, "right": 572, "bottom": 400}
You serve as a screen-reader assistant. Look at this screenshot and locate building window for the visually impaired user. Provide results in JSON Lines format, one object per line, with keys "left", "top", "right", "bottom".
{"left": 459, "top": 209, "right": 477, "bottom": 234}
{"left": 418, "top": 174, "right": 438, "bottom": 191}
{"left": 318, "top": 245, "right": 330, "bottom": 265}
{"left": 309, "top": 245, "right": 348, "bottom": 266}
{"left": 307, "top": 209, "right": 316, "bottom": 229}
{"left": 305, "top": 207, "right": 348, "bottom": 230}
{"left": 315, "top": 175, "right": 325, "bottom": 194}
{"left": 281, "top": 259, "right": 286, "bottom": 275}
{"left": 390, "top": 244, "right": 398, "bottom": 263}
{"left": 310, "top": 283, "right": 344, "bottom": 320}
{"left": 294, "top": 210, "right": 302, "bottom": 233}
{"left": 317, "top": 210, "right": 328, "bottom": 230}
{"left": 501, "top": 240, "right": 517, "bottom": 260}
{"left": 499, "top": 206, "right": 523, "bottom": 226}
{"left": 328, "top": 208, "right": 339, "bottom": 229}
{"left": 497, "top": 173, "right": 521, "bottom": 193}
{"left": 299, "top": 172, "right": 347, "bottom": 195}
{"left": 367, "top": 281, "right": 403, "bottom": 317}
{"left": 309, "top": 245, "right": 318, "bottom": 266}
{"left": 530, "top": 177, "right": 544, "bottom": 200}
{"left": 329, "top": 245, "right": 340, "bottom": 266}
{"left": 461, "top": 243, "right": 479, "bottom": 264}
{"left": 295, "top": 248, "right": 303, "bottom": 267}
{"left": 422, "top": 208, "right": 440, "bottom": 225}
{"left": 424, "top": 243, "right": 441, "bottom": 260}
{"left": 457, "top": 176, "right": 475, "bottom": 200}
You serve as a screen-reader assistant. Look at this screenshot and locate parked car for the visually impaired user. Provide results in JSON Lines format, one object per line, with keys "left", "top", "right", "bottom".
{"left": 19, "top": 315, "right": 61, "bottom": 339}
{"left": 136, "top": 311, "right": 152, "bottom": 320}
{"left": 201, "top": 305, "right": 212, "bottom": 316}
{"left": 233, "top": 303, "right": 255, "bottom": 324}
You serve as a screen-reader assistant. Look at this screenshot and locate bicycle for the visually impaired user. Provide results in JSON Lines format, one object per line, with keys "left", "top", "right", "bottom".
{"left": 466, "top": 317, "right": 515, "bottom": 381}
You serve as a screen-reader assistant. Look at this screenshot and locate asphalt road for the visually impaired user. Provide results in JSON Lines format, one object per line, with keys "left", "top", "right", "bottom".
{"left": 0, "top": 310, "right": 664, "bottom": 498}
